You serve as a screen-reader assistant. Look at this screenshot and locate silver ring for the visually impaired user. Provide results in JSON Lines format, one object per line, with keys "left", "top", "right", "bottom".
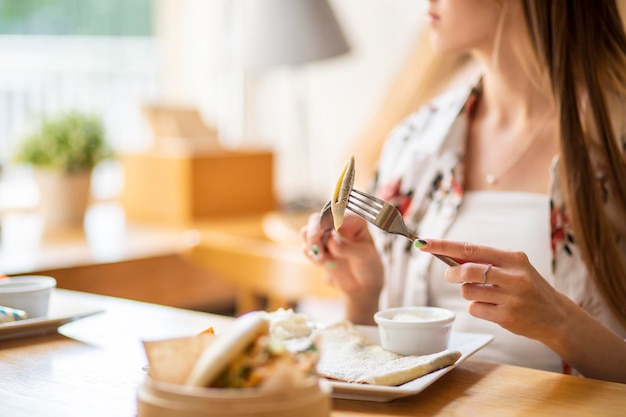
{"left": 482, "top": 264, "right": 492, "bottom": 285}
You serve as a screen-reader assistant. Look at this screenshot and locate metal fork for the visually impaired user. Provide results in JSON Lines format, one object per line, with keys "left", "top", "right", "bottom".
{"left": 347, "top": 188, "right": 460, "bottom": 266}
{"left": 318, "top": 200, "right": 334, "bottom": 251}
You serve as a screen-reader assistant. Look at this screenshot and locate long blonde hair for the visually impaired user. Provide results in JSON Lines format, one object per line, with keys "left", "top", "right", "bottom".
{"left": 522, "top": 0, "right": 626, "bottom": 328}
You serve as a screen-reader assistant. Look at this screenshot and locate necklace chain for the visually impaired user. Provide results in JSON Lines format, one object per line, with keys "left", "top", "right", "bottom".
{"left": 484, "top": 119, "right": 550, "bottom": 185}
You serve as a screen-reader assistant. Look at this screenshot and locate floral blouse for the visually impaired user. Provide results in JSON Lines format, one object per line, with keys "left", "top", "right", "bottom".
{"left": 370, "top": 79, "right": 626, "bottom": 343}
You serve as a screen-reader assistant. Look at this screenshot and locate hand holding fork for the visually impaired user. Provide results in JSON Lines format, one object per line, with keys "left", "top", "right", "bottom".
{"left": 346, "top": 189, "right": 460, "bottom": 266}
{"left": 315, "top": 188, "right": 459, "bottom": 266}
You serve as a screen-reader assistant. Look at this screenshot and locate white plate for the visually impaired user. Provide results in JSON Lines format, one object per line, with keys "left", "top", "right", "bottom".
{"left": 0, "top": 291, "right": 104, "bottom": 341}
{"left": 328, "top": 326, "right": 493, "bottom": 402}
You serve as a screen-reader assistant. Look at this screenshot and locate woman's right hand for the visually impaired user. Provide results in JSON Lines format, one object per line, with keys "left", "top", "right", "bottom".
{"left": 300, "top": 212, "right": 384, "bottom": 323}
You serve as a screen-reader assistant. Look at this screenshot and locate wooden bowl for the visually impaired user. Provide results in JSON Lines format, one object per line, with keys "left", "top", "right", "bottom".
{"left": 137, "top": 377, "right": 331, "bottom": 417}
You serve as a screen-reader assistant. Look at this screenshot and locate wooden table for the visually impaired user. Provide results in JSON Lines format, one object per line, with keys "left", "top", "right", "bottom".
{"left": 1, "top": 290, "right": 625, "bottom": 417}
{"left": 0, "top": 202, "right": 337, "bottom": 315}
{"left": 188, "top": 213, "right": 339, "bottom": 315}
{"left": 0, "top": 203, "right": 238, "bottom": 312}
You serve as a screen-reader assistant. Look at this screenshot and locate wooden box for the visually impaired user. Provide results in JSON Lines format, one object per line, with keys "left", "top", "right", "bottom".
{"left": 120, "top": 150, "right": 275, "bottom": 225}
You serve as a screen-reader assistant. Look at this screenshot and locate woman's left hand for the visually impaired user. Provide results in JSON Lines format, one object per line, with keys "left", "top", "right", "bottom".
{"left": 418, "top": 238, "right": 567, "bottom": 342}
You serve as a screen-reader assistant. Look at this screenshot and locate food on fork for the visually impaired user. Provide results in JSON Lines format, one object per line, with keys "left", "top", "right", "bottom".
{"left": 331, "top": 155, "right": 355, "bottom": 230}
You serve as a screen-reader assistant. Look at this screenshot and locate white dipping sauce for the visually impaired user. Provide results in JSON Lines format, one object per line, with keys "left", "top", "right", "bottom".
{"left": 391, "top": 310, "right": 450, "bottom": 322}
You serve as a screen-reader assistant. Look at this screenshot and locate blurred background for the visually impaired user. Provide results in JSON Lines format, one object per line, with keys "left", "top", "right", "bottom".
{"left": 0, "top": 0, "right": 428, "bottom": 209}
{"left": 0, "top": 0, "right": 623, "bottom": 319}
{"left": 0, "top": 0, "right": 443, "bottom": 317}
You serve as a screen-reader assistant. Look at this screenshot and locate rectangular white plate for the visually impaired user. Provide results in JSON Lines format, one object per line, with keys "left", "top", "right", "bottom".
{"left": 327, "top": 326, "right": 493, "bottom": 402}
{"left": 0, "top": 291, "right": 104, "bottom": 341}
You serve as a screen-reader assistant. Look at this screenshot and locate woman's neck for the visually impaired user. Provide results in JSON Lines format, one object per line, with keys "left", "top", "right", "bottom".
{"left": 477, "top": 63, "right": 554, "bottom": 128}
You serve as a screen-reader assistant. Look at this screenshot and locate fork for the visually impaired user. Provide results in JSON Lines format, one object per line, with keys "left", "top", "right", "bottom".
{"left": 319, "top": 200, "right": 334, "bottom": 233}
{"left": 318, "top": 200, "right": 334, "bottom": 251}
{"left": 347, "top": 189, "right": 460, "bottom": 266}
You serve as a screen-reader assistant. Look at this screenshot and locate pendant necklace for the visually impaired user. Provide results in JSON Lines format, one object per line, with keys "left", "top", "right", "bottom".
{"left": 484, "top": 119, "right": 550, "bottom": 185}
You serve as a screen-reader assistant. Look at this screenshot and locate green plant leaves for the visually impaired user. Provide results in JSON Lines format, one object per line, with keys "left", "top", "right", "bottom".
{"left": 13, "top": 111, "right": 114, "bottom": 174}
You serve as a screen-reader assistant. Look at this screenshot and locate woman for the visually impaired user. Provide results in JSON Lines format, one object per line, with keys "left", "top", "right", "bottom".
{"left": 301, "top": 0, "right": 626, "bottom": 383}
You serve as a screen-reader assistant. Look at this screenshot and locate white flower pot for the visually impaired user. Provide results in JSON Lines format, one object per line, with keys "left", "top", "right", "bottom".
{"left": 34, "top": 169, "right": 92, "bottom": 229}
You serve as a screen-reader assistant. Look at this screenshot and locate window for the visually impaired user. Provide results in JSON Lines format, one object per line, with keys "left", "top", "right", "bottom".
{"left": 0, "top": 0, "right": 158, "bottom": 165}
{"left": 0, "top": 0, "right": 153, "bottom": 36}
{"left": 0, "top": 0, "right": 158, "bottom": 204}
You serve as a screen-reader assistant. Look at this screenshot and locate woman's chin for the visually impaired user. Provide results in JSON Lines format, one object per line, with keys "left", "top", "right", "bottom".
{"left": 429, "top": 34, "right": 470, "bottom": 56}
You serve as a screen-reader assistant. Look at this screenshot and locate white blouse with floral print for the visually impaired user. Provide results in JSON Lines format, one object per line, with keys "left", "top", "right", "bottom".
{"left": 370, "top": 79, "right": 626, "bottom": 373}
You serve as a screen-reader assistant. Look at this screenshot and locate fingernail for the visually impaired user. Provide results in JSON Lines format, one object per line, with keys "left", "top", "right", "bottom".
{"left": 326, "top": 261, "right": 337, "bottom": 269}
{"left": 311, "top": 245, "right": 319, "bottom": 255}
{"left": 415, "top": 239, "right": 428, "bottom": 248}
{"left": 308, "top": 247, "right": 322, "bottom": 260}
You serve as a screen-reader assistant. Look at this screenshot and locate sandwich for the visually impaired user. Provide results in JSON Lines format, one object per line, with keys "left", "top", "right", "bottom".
{"left": 183, "top": 312, "right": 318, "bottom": 389}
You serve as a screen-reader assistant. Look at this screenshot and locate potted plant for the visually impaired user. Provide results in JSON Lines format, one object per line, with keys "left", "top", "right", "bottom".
{"left": 12, "top": 111, "right": 114, "bottom": 229}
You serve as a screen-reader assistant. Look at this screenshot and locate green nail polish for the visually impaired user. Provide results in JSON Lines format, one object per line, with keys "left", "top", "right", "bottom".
{"left": 414, "top": 239, "right": 428, "bottom": 248}
{"left": 312, "top": 245, "right": 319, "bottom": 255}
{"left": 326, "top": 261, "right": 336, "bottom": 269}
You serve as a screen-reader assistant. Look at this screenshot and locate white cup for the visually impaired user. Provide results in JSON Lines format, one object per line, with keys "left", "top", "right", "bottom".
{"left": 374, "top": 306, "right": 455, "bottom": 356}
{"left": 0, "top": 276, "right": 57, "bottom": 319}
